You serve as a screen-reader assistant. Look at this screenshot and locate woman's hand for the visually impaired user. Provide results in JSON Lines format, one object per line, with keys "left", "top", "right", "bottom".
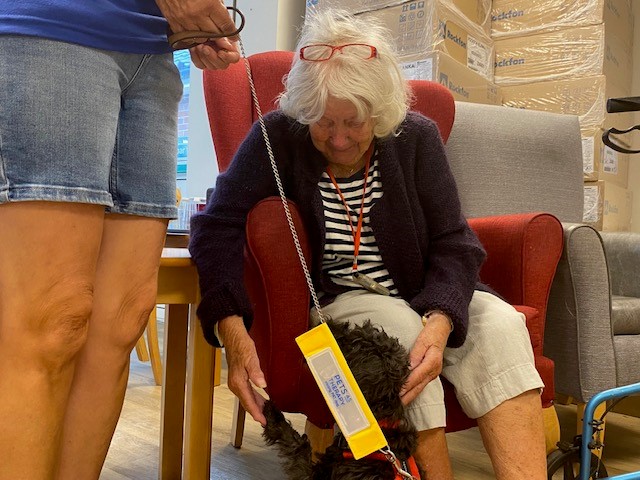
{"left": 155, "top": 0, "right": 240, "bottom": 70}
{"left": 399, "top": 313, "right": 451, "bottom": 405}
{"left": 217, "top": 315, "right": 268, "bottom": 425}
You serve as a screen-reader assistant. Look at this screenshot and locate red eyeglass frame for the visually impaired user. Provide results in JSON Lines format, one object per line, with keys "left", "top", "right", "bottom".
{"left": 299, "top": 43, "right": 378, "bottom": 61}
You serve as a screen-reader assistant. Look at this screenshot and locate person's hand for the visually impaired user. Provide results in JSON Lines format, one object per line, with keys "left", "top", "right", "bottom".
{"left": 217, "top": 315, "right": 268, "bottom": 425}
{"left": 399, "top": 313, "right": 451, "bottom": 405}
{"left": 155, "top": 0, "right": 241, "bottom": 70}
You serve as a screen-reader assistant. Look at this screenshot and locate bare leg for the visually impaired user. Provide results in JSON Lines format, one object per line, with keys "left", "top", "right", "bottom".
{"left": 56, "top": 214, "right": 167, "bottom": 479}
{"left": 477, "top": 390, "right": 546, "bottom": 480}
{"left": 414, "top": 427, "right": 454, "bottom": 480}
{"left": 0, "top": 202, "right": 104, "bottom": 479}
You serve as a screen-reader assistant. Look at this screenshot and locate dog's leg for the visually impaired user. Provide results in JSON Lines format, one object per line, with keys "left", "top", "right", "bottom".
{"left": 262, "top": 401, "right": 314, "bottom": 480}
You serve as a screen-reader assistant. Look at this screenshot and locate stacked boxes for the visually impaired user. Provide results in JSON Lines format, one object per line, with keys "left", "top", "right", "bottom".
{"left": 400, "top": 51, "right": 500, "bottom": 104}
{"left": 306, "top": 0, "right": 500, "bottom": 105}
{"left": 307, "top": 0, "right": 491, "bottom": 33}
{"left": 490, "top": 0, "right": 635, "bottom": 231}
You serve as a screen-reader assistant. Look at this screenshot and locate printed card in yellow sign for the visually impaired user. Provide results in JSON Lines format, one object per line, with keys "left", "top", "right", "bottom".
{"left": 296, "top": 322, "right": 388, "bottom": 460}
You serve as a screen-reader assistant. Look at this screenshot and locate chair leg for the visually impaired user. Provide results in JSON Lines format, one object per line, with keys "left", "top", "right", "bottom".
{"left": 304, "top": 420, "right": 334, "bottom": 462}
{"left": 554, "top": 393, "right": 574, "bottom": 406}
{"left": 147, "top": 305, "right": 163, "bottom": 386}
{"left": 230, "top": 397, "right": 246, "bottom": 448}
{"left": 135, "top": 333, "right": 150, "bottom": 362}
{"left": 543, "top": 405, "right": 561, "bottom": 455}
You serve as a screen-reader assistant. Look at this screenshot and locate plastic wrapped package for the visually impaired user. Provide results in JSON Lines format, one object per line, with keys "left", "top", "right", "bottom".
{"left": 583, "top": 182, "right": 604, "bottom": 228}
{"left": 501, "top": 76, "right": 606, "bottom": 130}
{"left": 494, "top": 25, "right": 605, "bottom": 86}
{"left": 583, "top": 181, "right": 633, "bottom": 231}
{"left": 491, "top": 0, "right": 605, "bottom": 38}
{"left": 582, "top": 129, "right": 630, "bottom": 187}
{"left": 355, "top": 0, "right": 495, "bottom": 80}
{"left": 491, "top": 0, "right": 634, "bottom": 42}
{"left": 400, "top": 52, "right": 501, "bottom": 104}
{"left": 306, "top": 0, "right": 493, "bottom": 35}
{"left": 306, "top": 0, "right": 405, "bottom": 16}
{"left": 491, "top": 0, "right": 605, "bottom": 37}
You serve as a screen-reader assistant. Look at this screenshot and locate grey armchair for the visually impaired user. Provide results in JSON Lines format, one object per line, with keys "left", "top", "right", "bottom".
{"left": 446, "top": 102, "right": 640, "bottom": 430}
{"left": 595, "top": 233, "right": 640, "bottom": 393}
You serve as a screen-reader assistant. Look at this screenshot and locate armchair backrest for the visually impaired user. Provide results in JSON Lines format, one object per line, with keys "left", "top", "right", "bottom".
{"left": 446, "top": 102, "right": 584, "bottom": 223}
{"left": 203, "top": 50, "right": 456, "bottom": 173}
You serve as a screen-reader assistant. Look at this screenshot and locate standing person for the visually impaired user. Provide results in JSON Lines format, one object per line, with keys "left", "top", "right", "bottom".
{"left": 0, "top": 1, "right": 239, "bottom": 478}
{"left": 189, "top": 9, "right": 547, "bottom": 480}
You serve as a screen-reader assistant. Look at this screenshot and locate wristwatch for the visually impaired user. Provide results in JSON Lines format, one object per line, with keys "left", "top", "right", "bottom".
{"left": 421, "top": 309, "right": 454, "bottom": 333}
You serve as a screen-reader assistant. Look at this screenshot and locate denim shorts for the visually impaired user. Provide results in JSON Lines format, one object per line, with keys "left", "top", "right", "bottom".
{"left": 0, "top": 35, "right": 182, "bottom": 218}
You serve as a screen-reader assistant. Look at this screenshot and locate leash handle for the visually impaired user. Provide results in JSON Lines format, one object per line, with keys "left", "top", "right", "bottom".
{"left": 168, "top": 6, "right": 245, "bottom": 50}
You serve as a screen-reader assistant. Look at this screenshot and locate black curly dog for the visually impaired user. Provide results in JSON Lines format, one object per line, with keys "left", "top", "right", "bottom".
{"left": 262, "top": 320, "right": 424, "bottom": 479}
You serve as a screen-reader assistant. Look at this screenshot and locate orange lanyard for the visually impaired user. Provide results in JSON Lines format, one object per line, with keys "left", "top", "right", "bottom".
{"left": 326, "top": 143, "right": 374, "bottom": 272}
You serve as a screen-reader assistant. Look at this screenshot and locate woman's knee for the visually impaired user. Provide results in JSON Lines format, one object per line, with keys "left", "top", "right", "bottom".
{"left": 103, "top": 284, "right": 157, "bottom": 351}
{"left": 7, "top": 279, "right": 95, "bottom": 369}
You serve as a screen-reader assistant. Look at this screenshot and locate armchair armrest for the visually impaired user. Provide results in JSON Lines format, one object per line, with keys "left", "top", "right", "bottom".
{"left": 468, "top": 212, "right": 562, "bottom": 409}
{"left": 544, "top": 223, "right": 616, "bottom": 402}
{"left": 468, "top": 212, "right": 563, "bottom": 324}
{"left": 601, "top": 231, "right": 640, "bottom": 298}
{"left": 244, "top": 197, "right": 312, "bottom": 411}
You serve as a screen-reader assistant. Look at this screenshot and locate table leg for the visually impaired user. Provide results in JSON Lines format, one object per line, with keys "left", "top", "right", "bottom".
{"left": 159, "top": 304, "right": 189, "bottom": 480}
{"left": 183, "top": 304, "right": 216, "bottom": 479}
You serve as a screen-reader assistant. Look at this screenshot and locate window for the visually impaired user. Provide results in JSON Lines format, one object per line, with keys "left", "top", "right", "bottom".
{"left": 174, "top": 50, "right": 191, "bottom": 180}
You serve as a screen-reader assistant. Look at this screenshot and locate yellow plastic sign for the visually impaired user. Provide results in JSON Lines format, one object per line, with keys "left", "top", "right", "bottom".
{"left": 296, "top": 322, "right": 388, "bottom": 459}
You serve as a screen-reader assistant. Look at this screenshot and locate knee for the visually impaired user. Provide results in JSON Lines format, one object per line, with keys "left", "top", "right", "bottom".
{"left": 23, "top": 281, "right": 94, "bottom": 369}
{"left": 474, "top": 307, "right": 530, "bottom": 346}
{"left": 108, "top": 284, "right": 157, "bottom": 351}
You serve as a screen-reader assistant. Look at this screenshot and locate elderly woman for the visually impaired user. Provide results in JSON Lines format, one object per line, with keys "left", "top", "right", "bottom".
{"left": 189, "top": 10, "right": 546, "bottom": 480}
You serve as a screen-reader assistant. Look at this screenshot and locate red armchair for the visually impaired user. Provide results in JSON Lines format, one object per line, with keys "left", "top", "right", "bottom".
{"left": 202, "top": 51, "right": 563, "bottom": 451}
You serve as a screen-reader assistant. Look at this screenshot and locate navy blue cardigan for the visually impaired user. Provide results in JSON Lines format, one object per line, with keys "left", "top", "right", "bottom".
{"left": 189, "top": 110, "right": 486, "bottom": 348}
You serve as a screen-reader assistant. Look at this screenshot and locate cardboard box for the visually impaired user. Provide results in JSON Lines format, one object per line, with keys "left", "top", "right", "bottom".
{"left": 491, "top": 0, "right": 634, "bottom": 44}
{"left": 582, "top": 129, "right": 630, "bottom": 187}
{"left": 447, "top": 0, "right": 492, "bottom": 33}
{"left": 583, "top": 180, "right": 633, "bottom": 231}
{"left": 306, "top": 0, "right": 405, "bottom": 15}
{"left": 306, "top": 0, "right": 492, "bottom": 34}
{"left": 494, "top": 24, "right": 632, "bottom": 91}
{"left": 603, "top": 28, "right": 634, "bottom": 94}
{"left": 491, "top": 0, "right": 605, "bottom": 38}
{"left": 603, "top": 0, "right": 635, "bottom": 48}
{"left": 501, "top": 76, "right": 606, "bottom": 130}
{"left": 401, "top": 51, "right": 501, "bottom": 104}
{"left": 357, "top": 0, "right": 495, "bottom": 80}
{"left": 494, "top": 25, "right": 605, "bottom": 86}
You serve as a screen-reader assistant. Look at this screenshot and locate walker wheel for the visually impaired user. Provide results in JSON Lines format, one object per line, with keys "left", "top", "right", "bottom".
{"left": 547, "top": 448, "right": 608, "bottom": 479}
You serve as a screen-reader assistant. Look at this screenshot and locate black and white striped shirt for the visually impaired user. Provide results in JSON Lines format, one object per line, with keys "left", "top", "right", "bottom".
{"left": 319, "top": 150, "right": 399, "bottom": 296}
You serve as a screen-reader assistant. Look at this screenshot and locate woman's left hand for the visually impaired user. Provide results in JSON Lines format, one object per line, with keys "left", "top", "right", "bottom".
{"left": 399, "top": 313, "right": 451, "bottom": 405}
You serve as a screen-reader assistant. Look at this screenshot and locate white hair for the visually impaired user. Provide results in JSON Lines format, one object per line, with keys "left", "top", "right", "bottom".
{"left": 278, "top": 9, "right": 411, "bottom": 138}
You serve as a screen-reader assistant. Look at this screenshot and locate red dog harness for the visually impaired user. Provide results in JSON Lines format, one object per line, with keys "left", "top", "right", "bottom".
{"left": 341, "top": 450, "right": 421, "bottom": 479}
{"left": 339, "top": 419, "right": 422, "bottom": 480}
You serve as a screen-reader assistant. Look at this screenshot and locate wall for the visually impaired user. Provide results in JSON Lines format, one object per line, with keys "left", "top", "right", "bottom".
{"left": 629, "top": 1, "right": 640, "bottom": 232}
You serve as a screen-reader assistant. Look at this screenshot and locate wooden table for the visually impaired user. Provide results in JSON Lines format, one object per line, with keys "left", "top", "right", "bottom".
{"left": 157, "top": 248, "right": 218, "bottom": 479}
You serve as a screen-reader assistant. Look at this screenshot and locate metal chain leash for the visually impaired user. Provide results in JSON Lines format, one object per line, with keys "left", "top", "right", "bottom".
{"left": 238, "top": 38, "right": 327, "bottom": 324}
{"left": 236, "top": 39, "right": 417, "bottom": 480}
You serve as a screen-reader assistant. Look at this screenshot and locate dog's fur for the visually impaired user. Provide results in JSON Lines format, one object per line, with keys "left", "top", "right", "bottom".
{"left": 262, "top": 320, "right": 423, "bottom": 479}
